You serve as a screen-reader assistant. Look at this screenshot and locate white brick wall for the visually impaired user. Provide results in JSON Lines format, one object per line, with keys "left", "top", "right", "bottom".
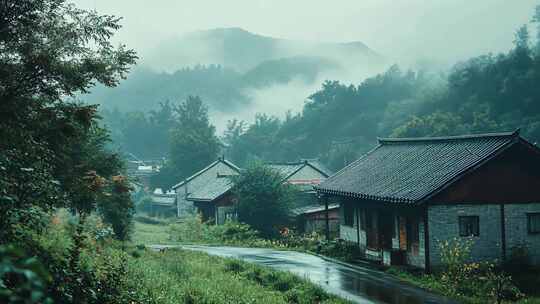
{"left": 505, "top": 203, "right": 540, "bottom": 265}
{"left": 428, "top": 204, "right": 503, "bottom": 267}
{"left": 339, "top": 204, "right": 366, "bottom": 247}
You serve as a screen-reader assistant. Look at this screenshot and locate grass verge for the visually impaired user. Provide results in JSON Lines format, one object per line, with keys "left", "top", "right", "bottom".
{"left": 127, "top": 248, "right": 351, "bottom": 304}
{"left": 386, "top": 267, "right": 540, "bottom": 304}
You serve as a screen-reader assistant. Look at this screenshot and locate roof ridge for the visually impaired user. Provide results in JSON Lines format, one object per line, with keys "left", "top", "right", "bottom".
{"left": 172, "top": 158, "right": 240, "bottom": 189}
{"left": 267, "top": 161, "right": 306, "bottom": 166}
{"left": 378, "top": 129, "right": 519, "bottom": 144}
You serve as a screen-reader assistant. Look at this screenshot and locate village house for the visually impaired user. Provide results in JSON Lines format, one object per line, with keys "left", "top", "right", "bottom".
{"left": 146, "top": 188, "right": 176, "bottom": 217}
{"left": 187, "top": 171, "right": 238, "bottom": 224}
{"left": 181, "top": 159, "right": 332, "bottom": 225}
{"left": 315, "top": 130, "right": 540, "bottom": 271}
{"left": 172, "top": 157, "right": 240, "bottom": 218}
{"left": 268, "top": 160, "right": 332, "bottom": 205}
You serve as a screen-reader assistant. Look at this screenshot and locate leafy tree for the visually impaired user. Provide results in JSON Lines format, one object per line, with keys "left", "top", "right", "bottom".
{"left": 170, "top": 95, "right": 221, "bottom": 177}
{"left": 231, "top": 163, "right": 296, "bottom": 238}
{"left": 1, "top": 0, "right": 136, "bottom": 239}
{"left": 99, "top": 176, "right": 134, "bottom": 241}
{"left": 0, "top": 246, "right": 52, "bottom": 304}
{"left": 152, "top": 96, "right": 221, "bottom": 189}
{"left": 0, "top": 0, "right": 136, "bottom": 301}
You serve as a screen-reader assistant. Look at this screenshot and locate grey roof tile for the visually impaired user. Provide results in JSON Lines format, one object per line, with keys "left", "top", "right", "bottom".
{"left": 172, "top": 158, "right": 240, "bottom": 189}
{"left": 316, "top": 131, "right": 522, "bottom": 204}
{"left": 151, "top": 194, "right": 176, "bottom": 206}
{"left": 187, "top": 176, "right": 236, "bottom": 202}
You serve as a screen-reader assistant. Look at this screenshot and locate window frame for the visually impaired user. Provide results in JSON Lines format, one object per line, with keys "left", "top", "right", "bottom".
{"left": 459, "top": 216, "right": 480, "bottom": 237}
{"left": 527, "top": 213, "right": 540, "bottom": 235}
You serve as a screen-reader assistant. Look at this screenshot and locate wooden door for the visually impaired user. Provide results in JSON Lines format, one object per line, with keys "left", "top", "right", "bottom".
{"left": 399, "top": 216, "right": 407, "bottom": 250}
{"left": 366, "top": 210, "right": 379, "bottom": 249}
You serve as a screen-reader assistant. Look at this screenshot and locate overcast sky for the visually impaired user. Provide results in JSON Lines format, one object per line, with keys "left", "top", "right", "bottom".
{"left": 73, "top": 0, "right": 538, "bottom": 66}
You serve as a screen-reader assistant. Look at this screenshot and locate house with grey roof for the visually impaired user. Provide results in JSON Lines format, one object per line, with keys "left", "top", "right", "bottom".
{"left": 180, "top": 159, "right": 332, "bottom": 225}
{"left": 315, "top": 130, "right": 540, "bottom": 271}
{"left": 147, "top": 191, "right": 176, "bottom": 217}
{"left": 268, "top": 159, "right": 331, "bottom": 195}
{"left": 187, "top": 172, "right": 239, "bottom": 224}
{"left": 172, "top": 157, "right": 240, "bottom": 218}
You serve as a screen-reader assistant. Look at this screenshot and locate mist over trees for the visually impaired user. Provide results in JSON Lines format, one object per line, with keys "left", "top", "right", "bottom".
{"left": 224, "top": 7, "right": 540, "bottom": 170}
{"left": 101, "top": 4, "right": 540, "bottom": 186}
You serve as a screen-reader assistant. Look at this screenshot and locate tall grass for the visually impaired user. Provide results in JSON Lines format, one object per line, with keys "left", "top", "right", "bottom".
{"left": 127, "top": 248, "right": 351, "bottom": 304}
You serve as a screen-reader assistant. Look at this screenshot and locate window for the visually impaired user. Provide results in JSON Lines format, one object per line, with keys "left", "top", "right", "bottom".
{"left": 225, "top": 210, "right": 238, "bottom": 222}
{"left": 459, "top": 216, "right": 479, "bottom": 237}
{"left": 527, "top": 213, "right": 540, "bottom": 234}
{"left": 343, "top": 203, "right": 354, "bottom": 227}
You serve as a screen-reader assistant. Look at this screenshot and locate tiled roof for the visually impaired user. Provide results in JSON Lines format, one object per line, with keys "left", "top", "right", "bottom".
{"left": 268, "top": 160, "right": 332, "bottom": 181}
{"left": 316, "top": 131, "right": 523, "bottom": 204}
{"left": 172, "top": 158, "right": 240, "bottom": 189}
{"left": 187, "top": 176, "right": 235, "bottom": 202}
{"left": 151, "top": 194, "right": 176, "bottom": 206}
{"left": 291, "top": 204, "right": 339, "bottom": 216}
{"left": 268, "top": 163, "right": 305, "bottom": 179}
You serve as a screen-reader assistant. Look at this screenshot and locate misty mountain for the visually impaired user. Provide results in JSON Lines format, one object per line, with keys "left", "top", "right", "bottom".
{"left": 84, "top": 28, "right": 382, "bottom": 113}
{"left": 143, "top": 27, "right": 382, "bottom": 72}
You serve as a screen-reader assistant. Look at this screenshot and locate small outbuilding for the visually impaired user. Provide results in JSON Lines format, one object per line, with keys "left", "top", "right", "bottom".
{"left": 315, "top": 130, "right": 540, "bottom": 271}
{"left": 172, "top": 157, "right": 240, "bottom": 219}
{"left": 293, "top": 204, "right": 340, "bottom": 237}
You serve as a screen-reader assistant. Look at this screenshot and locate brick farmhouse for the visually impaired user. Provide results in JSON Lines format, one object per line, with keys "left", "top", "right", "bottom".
{"left": 315, "top": 130, "right": 540, "bottom": 271}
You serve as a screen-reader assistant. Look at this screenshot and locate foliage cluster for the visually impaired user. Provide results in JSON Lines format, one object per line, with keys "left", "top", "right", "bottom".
{"left": 390, "top": 238, "right": 526, "bottom": 304}
{"left": 231, "top": 163, "right": 296, "bottom": 238}
{"left": 141, "top": 96, "right": 221, "bottom": 189}
{"left": 1, "top": 214, "right": 146, "bottom": 304}
{"left": 0, "top": 0, "right": 138, "bottom": 301}
{"left": 438, "top": 238, "right": 522, "bottom": 303}
{"left": 315, "top": 239, "right": 363, "bottom": 263}
{"left": 168, "top": 215, "right": 263, "bottom": 245}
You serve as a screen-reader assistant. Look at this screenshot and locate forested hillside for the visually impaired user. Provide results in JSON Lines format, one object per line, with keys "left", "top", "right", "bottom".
{"left": 224, "top": 14, "right": 540, "bottom": 171}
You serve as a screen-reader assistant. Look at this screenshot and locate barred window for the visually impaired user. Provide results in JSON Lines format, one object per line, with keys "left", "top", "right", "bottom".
{"left": 527, "top": 213, "right": 540, "bottom": 234}
{"left": 459, "top": 216, "right": 479, "bottom": 237}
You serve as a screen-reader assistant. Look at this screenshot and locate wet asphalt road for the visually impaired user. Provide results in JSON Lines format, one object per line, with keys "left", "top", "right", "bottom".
{"left": 150, "top": 245, "right": 458, "bottom": 304}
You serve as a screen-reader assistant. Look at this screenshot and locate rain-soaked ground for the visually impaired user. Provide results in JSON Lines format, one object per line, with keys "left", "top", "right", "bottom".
{"left": 150, "top": 245, "right": 458, "bottom": 304}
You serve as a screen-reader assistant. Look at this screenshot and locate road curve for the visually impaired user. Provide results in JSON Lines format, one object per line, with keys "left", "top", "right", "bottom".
{"left": 149, "top": 245, "right": 458, "bottom": 304}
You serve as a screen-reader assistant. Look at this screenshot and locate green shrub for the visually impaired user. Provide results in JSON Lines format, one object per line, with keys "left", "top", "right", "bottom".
{"left": 437, "top": 237, "right": 523, "bottom": 303}
{"left": 232, "top": 163, "right": 296, "bottom": 238}
{"left": 0, "top": 245, "right": 53, "bottom": 304}
{"left": 317, "top": 239, "right": 362, "bottom": 262}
